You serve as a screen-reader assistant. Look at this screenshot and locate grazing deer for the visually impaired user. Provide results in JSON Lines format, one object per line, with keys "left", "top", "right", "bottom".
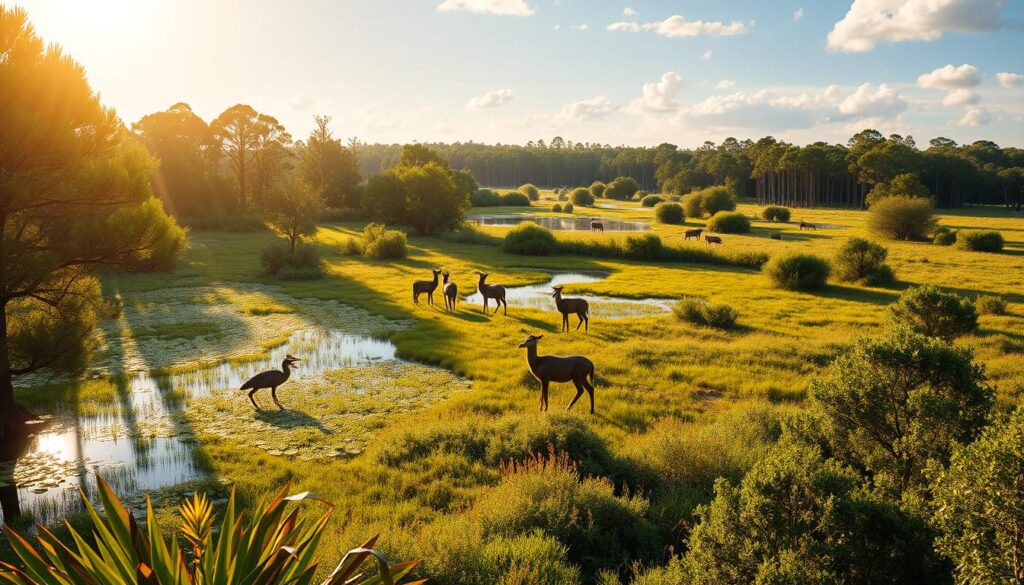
{"left": 475, "top": 271, "right": 507, "bottom": 315}
{"left": 684, "top": 228, "right": 703, "bottom": 240}
{"left": 591, "top": 221, "right": 604, "bottom": 232}
{"left": 413, "top": 268, "right": 442, "bottom": 305}
{"left": 442, "top": 271, "right": 458, "bottom": 311}
{"left": 551, "top": 285, "right": 589, "bottom": 332}
{"left": 705, "top": 234, "right": 723, "bottom": 245}
{"left": 799, "top": 221, "right": 817, "bottom": 230}
{"left": 518, "top": 334, "right": 595, "bottom": 413}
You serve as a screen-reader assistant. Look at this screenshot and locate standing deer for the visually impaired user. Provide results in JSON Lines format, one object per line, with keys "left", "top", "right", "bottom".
{"left": 704, "top": 234, "right": 723, "bottom": 245}
{"left": 475, "top": 271, "right": 507, "bottom": 315}
{"left": 551, "top": 285, "right": 589, "bottom": 332}
{"left": 591, "top": 220, "right": 604, "bottom": 232}
{"left": 684, "top": 228, "right": 703, "bottom": 240}
{"left": 413, "top": 268, "right": 442, "bottom": 305}
{"left": 442, "top": 271, "right": 458, "bottom": 312}
{"left": 519, "top": 335, "right": 595, "bottom": 413}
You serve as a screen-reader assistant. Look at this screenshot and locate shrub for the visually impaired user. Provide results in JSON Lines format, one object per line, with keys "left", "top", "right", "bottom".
{"left": 563, "top": 203, "right": 574, "bottom": 213}
{"left": 551, "top": 203, "right": 562, "bottom": 212}
{"left": 866, "top": 173, "right": 931, "bottom": 207}
{"left": 761, "top": 206, "right": 791, "bottom": 222}
{"left": 673, "top": 298, "right": 738, "bottom": 329}
{"left": 699, "top": 186, "right": 738, "bottom": 215}
{"left": 623, "top": 233, "right": 664, "bottom": 260}
{"left": 260, "top": 240, "right": 324, "bottom": 279}
{"left": 867, "top": 196, "right": 937, "bottom": 240}
{"left": 955, "top": 230, "right": 1003, "bottom": 252}
{"left": 471, "top": 188, "right": 503, "bottom": 207}
{"left": 180, "top": 212, "right": 267, "bottom": 232}
{"left": 932, "top": 225, "right": 956, "bottom": 246}
{"left": 888, "top": 284, "right": 978, "bottom": 341}
{"left": 641, "top": 194, "right": 664, "bottom": 207}
{"left": 681, "top": 192, "right": 704, "bottom": 218}
{"left": 764, "top": 252, "right": 830, "bottom": 291}
{"left": 504, "top": 222, "right": 556, "bottom": 256}
{"left": 500, "top": 191, "right": 531, "bottom": 206}
{"left": 569, "top": 187, "right": 595, "bottom": 206}
{"left": 833, "top": 237, "right": 895, "bottom": 285}
{"left": 589, "top": 180, "right": 607, "bottom": 199}
{"left": 604, "top": 176, "right": 641, "bottom": 200}
{"left": 706, "top": 211, "right": 751, "bottom": 234}
{"left": 975, "top": 295, "right": 1007, "bottom": 315}
{"left": 340, "top": 237, "right": 362, "bottom": 256}
{"left": 438, "top": 223, "right": 499, "bottom": 246}
{"left": 518, "top": 183, "right": 540, "bottom": 201}
{"left": 361, "top": 222, "right": 408, "bottom": 259}
{"left": 654, "top": 202, "right": 684, "bottom": 224}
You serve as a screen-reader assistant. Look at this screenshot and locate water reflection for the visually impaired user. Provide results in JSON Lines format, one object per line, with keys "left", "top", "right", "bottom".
{"left": 464, "top": 272, "right": 674, "bottom": 318}
{"left": 469, "top": 215, "right": 648, "bottom": 232}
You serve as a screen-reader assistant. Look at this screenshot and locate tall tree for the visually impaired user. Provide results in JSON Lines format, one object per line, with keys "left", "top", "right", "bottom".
{"left": 264, "top": 179, "right": 325, "bottom": 252}
{"left": 249, "top": 112, "right": 292, "bottom": 208}
{"left": 210, "top": 104, "right": 260, "bottom": 208}
{"left": 298, "top": 115, "right": 361, "bottom": 208}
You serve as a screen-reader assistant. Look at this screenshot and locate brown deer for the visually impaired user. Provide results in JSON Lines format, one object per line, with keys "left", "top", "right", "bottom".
{"left": 442, "top": 271, "right": 458, "bottom": 312}
{"left": 799, "top": 221, "right": 816, "bottom": 230}
{"left": 704, "top": 234, "right": 723, "bottom": 245}
{"left": 518, "top": 334, "right": 595, "bottom": 413}
{"left": 684, "top": 228, "right": 703, "bottom": 240}
{"left": 591, "top": 220, "right": 604, "bottom": 232}
{"left": 551, "top": 285, "right": 589, "bottom": 332}
{"left": 413, "top": 268, "right": 442, "bottom": 305}
{"left": 475, "top": 271, "right": 507, "bottom": 315}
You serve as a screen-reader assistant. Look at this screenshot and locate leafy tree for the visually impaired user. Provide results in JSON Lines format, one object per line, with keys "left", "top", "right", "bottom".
{"left": 363, "top": 172, "right": 407, "bottom": 225}
{"left": 0, "top": 6, "right": 185, "bottom": 435}
{"left": 867, "top": 196, "right": 937, "bottom": 240}
{"left": 298, "top": 115, "right": 361, "bottom": 208}
{"left": 365, "top": 163, "right": 469, "bottom": 235}
{"left": 833, "top": 238, "right": 894, "bottom": 285}
{"left": 249, "top": 111, "right": 292, "bottom": 207}
{"left": 264, "top": 179, "right": 325, "bottom": 252}
{"left": 866, "top": 173, "right": 931, "bottom": 206}
{"left": 588, "top": 180, "right": 606, "bottom": 198}
{"left": 518, "top": 183, "right": 540, "bottom": 201}
{"left": 810, "top": 327, "right": 993, "bottom": 494}
{"left": 887, "top": 285, "right": 978, "bottom": 340}
{"left": 451, "top": 168, "right": 479, "bottom": 197}
{"left": 933, "top": 409, "right": 1024, "bottom": 584}
{"left": 604, "top": 176, "right": 641, "bottom": 200}
{"left": 399, "top": 143, "right": 446, "bottom": 168}
{"left": 210, "top": 104, "right": 291, "bottom": 208}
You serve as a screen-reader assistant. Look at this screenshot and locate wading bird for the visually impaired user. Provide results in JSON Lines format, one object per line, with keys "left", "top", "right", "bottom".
{"left": 241, "top": 354, "right": 300, "bottom": 410}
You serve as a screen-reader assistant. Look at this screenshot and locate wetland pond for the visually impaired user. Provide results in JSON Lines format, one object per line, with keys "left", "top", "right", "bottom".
{"left": 469, "top": 214, "right": 649, "bottom": 232}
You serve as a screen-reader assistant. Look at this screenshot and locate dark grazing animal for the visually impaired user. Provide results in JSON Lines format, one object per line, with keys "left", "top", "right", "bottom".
{"left": 705, "top": 234, "right": 723, "bottom": 245}
{"left": 552, "top": 285, "right": 589, "bottom": 332}
{"left": 591, "top": 221, "right": 604, "bottom": 232}
{"left": 442, "top": 271, "right": 458, "bottom": 312}
{"left": 684, "top": 228, "right": 703, "bottom": 240}
{"left": 799, "top": 221, "right": 817, "bottom": 230}
{"left": 413, "top": 268, "right": 442, "bottom": 305}
{"left": 519, "top": 335, "right": 596, "bottom": 413}
{"left": 475, "top": 271, "right": 507, "bottom": 315}
{"left": 770, "top": 233, "right": 782, "bottom": 240}
{"left": 240, "top": 354, "right": 300, "bottom": 410}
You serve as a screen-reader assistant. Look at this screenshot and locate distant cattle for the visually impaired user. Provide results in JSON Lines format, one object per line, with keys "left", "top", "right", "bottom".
{"left": 705, "top": 234, "right": 723, "bottom": 245}
{"left": 770, "top": 233, "right": 782, "bottom": 240}
{"left": 684, "top": 228, "right": 703, "bottom": 240}
{"left": 591, "top": 221, "right": 604, "bottom": 232}
{"left": 799, "top": 221, "right": 817, "bottom": 230}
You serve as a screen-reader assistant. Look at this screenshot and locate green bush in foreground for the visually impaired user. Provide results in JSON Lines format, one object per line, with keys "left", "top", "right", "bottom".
{"left": 833, "top": 237, "right": 895, "bottom": 286}
{"left": 955, "top": 229, "right": 1004, "bottom": 252}
{"left": 763, "top": 252, "right": 830, "bottom": 291}
{"left": 260, "top": 240, "right": 324, "bottom": 279}
{"left": 673, "top": 298, "right": 738, "bottom": 329}
{"left": 361, "top": 222, "right": 408, "bottom": 259}
{"left": 654, "top": 202, "right": 685, "bottom": 224}
{"left": 975, "top": 294, "right": 1007, "bottom": 315}
{"left": 500, "top": 191, "right": 531, "bottom": 206}
{"left": 867, "top": 196, "right": 937, "bottom": 241}
{"left": 641, "top": 194, "right": 664, "bottom": 207}
{"left": 761, "top": 206, "right": 791, "bottom": 222}
{"left": 888, "top": 284, "right": 978, "bottom": 341}
{"left": 569, "top": 187, "right": 595, "bottom": 206}
{"left": 503, "top": 222, "right": 556, "bottom": 255}
{"left": 518, "top": 183, "right": 540, "bottom": 201}
{"left": 705, "top": 211, "right": 750, "bottom": 234}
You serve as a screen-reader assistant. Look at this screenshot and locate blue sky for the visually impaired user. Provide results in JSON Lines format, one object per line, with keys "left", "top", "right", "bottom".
{"left": 13, "top": 0, "right": 1024, "bottom": 147}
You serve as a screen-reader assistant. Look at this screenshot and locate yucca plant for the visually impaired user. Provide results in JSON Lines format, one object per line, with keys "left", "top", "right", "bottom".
{"left": 0, "top": 475, "right": 423, "bottom": 585}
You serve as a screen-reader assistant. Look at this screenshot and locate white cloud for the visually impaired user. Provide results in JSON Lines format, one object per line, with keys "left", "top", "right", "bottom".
{"left": 436, "top": 0, "right": 535, "bottom": 17}
{"left": 942, "top": 88, "right": 981, "bottom": 106}
{"left": 959, "top": 106, "right": 992, "bottom": 126}
{"left": 626, "top": 72, "right": 685, "bottom": 114}
{"left": 793, "top": 8, "right": 804, "bottom": 21}
{"left": 623, "top": 7, "right": 637, "bottom": 17}
{"left": 465, "top": 88, "right": 515, "bottom": 110}
{"left": 716, "top": 79, "right": 736, "bottom": 90}
{"left": 288, "top": 93, "right": 314, "bottom": 111}
{"left": 557, "top": 96, "right": 615, "bottom": 122}
{"left": 572, "top": 23, "right": 589, "bottom": 31}
{"left": 608, "top": 14, "right": 750, "bottom": 37}
{"left": 827, "top": 0, "right": 1008, "bottom": 52}
{"left": 836, "top": 83, "right": 907, "bottom": 118}
{"left": 996, "top": 72, "right": 1024, "bottom": 88}
{"left": 700, "top": 50, "right": 713, "bottom": 61}
{"left": 917, "top": 64, "right": 981, "bottom": 90}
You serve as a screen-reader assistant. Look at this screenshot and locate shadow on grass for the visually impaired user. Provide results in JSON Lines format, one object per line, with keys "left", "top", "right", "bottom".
{"left": 256, "top": 408, "right": 333, "bottom": 435}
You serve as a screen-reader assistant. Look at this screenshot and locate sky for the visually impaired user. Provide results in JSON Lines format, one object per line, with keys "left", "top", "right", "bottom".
{"left": 11, "top": 0, "right": 1024, "bottom": 148}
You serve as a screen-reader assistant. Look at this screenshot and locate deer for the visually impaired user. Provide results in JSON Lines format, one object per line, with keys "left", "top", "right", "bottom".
{"left": 518, "top": 334, "right": 595, "bottom": 413}
{"left": 413, "top": 268, "right": 442, "bottom": 305}
{"left": 799, "top": 221, "right": 817, "bottom": 230}
{"left": 552, "top": 285, "right": 589, "bottom": 332}
{"left": 704, "top": 234, "right": 723, "bottom": 245}
{"left": 591, "top": 220, "right": 604, "bottom": 232}
{"left": 442, "top": 271, "right": 458, "bottom": 312}
{"left": 475, "top": 271, "right": 507, "bottom": 315}
{"left": 684, "top": 228, "right": 703, "bottom": 240}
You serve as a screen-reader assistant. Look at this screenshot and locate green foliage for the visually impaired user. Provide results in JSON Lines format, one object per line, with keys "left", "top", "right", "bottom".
{"left": 640, "top": 194, "right": 664, "bottom": 207}
{"left": 931, "top": 225, "right": 956, "bottom": 246}
{"left": 683, "top": 186, "right": 737, "bottom": 218}
{"left": 887, "top": 284, "right": 978, "bottom": 341}
{"left": 975, "top": 294, "right": 1007, "bottom": 315}
{"left": 499, "top": 191, "right": 531, "bottom": 206}
{"left": 210, "top": 104, "right": 292, "bottom": 209}
{"left": 867, "top": 196, "right": 937, "bottom": 241}
{"left": 654, "top": 202, "right": 684, "bottom": 224}
{"left": 399, "top": 143, "right": 447, "bottom": 168}
{"left": 260, "top": 240, "right": 324, "bottom": 280}
{"left": 470, "top": 188, "right": 502, "bottom": 207}
{"left": 298, "top": 115, "right": 361, "bottom": 208}
{"left": 6, "top": 279, "right": 103, "bottom": 378}
{"left": 623, "top": 233, "right": 664, "bottom": 260}
{"left": 361, "top": 223, "right": 408, "bottom": 259}
{"left": 503, "top": 222, "right": 557, "bottom": 256}
{"left": 955, "top": 229, "right": 1004, "bottom": 252}
{"left": 810, "top": 326, "right": 993, "bottom": 494}
{"left": 451, "top": 168, "right": 479, "bottom": 197}
{"left": 933, "top": 409, "right": 1024, "bottom": 585}
{"left": 764, "top": 253, "right": 830, "bottom": 291}
{"left": 705, "top": 211, "right": 751, "bottom": 234}
{"left": 673, "top": 298, "right": 738, "bottom": 329}
{"left": 569, "top": 187, "right": 595, "bottom": 206}
{"left": 364, "top": 162, "right": 471, "bottom": 235}
{"left": 589, "top": 180, "right": 607, "bottom": 199}
{"left": 0, "top": 474, "right": 421, "bottom": 585}
{"left": 761, "top": 206, "right": 791, "bottom": 222}
{"left": 517, "top": 183, "right": 540, "bottom": 201}
{"left": 180, "top": 212, "right": 267, "bottom": 232}
{"left": 551, "top": 203, "right": 562, "bottom": 212}
{"left": 866, "top": 172, "right": 931, "bottom": 207}
{"left": 563, "top": 203, "right": 574, "bottom": 213}
{"left": 604, "top": 176, "right": 641, "bottom": 200}
{"left": 833, "top": 237, "right": 895, "bottom": 286}
{"left": 263, "top": 178, "right": 326, "bottom": 252}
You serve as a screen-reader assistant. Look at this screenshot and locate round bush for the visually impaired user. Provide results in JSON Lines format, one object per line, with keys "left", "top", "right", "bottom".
{"left": 654, "top": 202, "right": 684, "bottom": 224}
{"left": 361, "top": 223, "right": 408, "bottom": 259}
{"left": 589, "top": 181, "right": 606, "bottom": 199}
{"left": 570, "top": 187, "right": 595, "bottom": 206}
{"left": 976, "top": 295, "right": 1007, "bottom": 316}
{"left": 641, "top": 194, "right": 664, "bottom": 207}
{"left": 260, "top": 240, "right": 324, "bottom": 280}
{"left": 518, "top": 183, "right": 540, "bottom": 201}
{"left": 673, "top": 298, "right": 738, "bottom": 329}
{"left": 932, "top": 226, "right": 957, "bottom": 246}
{"left": 867, "top": 196, "right": 937, "bottom": 240}
{"left": 500, "top": 191, "right": 531, "bottom": 206}
{"left": 700, "top": 187, "right": 738, "bottom": 216}
{"left": 955, "top": 230, "right": 1003, "bottom": 253}
{"left": 623, "top": 233, "right": 664, "bottom": 260}
{"left": 834, "top": 237, "right": 894, "bottom": 286}
{"left": 761, "top": 206, "right": 791, "bottom": 222}
{"left": 706, "top": 211, "right": 751, "bottom": 234}
{"left": 563, "top": 203, "right": 574, "bottom": 213}
{"left": 551, "top": 203, "right": 562, "bottom": 213}
{"left": 604, "top": 176, "right": 641, "bottom": 200}
{"left": 503, "top": 222, "right": 557, "bottom": 256}
{"left": 764, "top": 252, "right": 830, "bottom": 291}
{"left": 888, "top": 285, "right": 978, "bottom": 341}
{"left": 471, "top": 188, "right": 502, "bottom": 207}
{"left": 681, "top": 192, "right": 704, "bottom": 218}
